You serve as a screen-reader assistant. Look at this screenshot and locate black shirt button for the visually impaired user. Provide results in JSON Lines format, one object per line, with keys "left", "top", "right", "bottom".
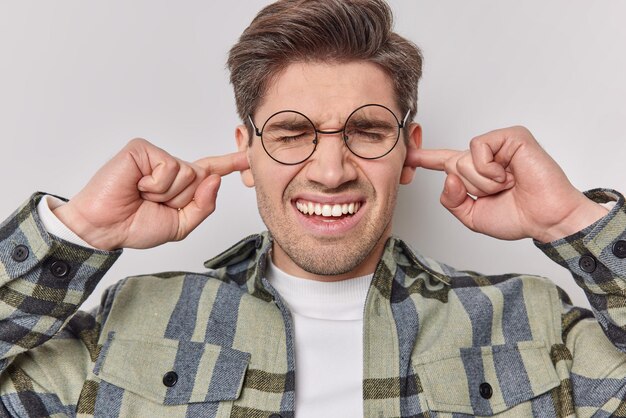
{"left": 579, "top": 255, "right": 597, "bottom": 273}
{"left": 11, "top": 245, "right": 29, "bottom": 262}
{"left": 613, "top": 240, "right": 626, "bottom": 259}
{"left": 50, "top": 261, "right": 70, "bottom": 278}
{"left": 268, "top": 414, "right": 283, "bottom": 418}
{"left": 162, "top": 371, "right": 178, "bottom": 387}
{"left": 479, "top": 382, "right": 493, "bottom": 399}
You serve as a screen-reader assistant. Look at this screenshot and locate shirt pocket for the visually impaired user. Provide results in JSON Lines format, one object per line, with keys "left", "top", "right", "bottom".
{"left": 93, "top": 331, "right": 250, "bottom": 405}
{"left": 412, "top": 341, "right": 559, "bottom": 416}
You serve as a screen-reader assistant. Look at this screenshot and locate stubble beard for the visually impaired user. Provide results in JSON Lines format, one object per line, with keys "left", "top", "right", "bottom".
{"left": 256, "top": 180, "right": 397, "bottom": 277}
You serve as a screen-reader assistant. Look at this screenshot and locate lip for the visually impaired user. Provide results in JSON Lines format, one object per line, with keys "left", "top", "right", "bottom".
{"left": 291, "top": 196, "right": 366, "bottom": 236}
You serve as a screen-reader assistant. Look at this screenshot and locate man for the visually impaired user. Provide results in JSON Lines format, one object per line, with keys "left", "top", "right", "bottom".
{"left": 0, "top": 0, "right": 625, "bottom": 417}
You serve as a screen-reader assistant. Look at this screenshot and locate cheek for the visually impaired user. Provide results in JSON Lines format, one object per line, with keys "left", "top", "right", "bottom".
{"left": 362, "top": 160, "right": 404, "bottom": 197}
{"left": 250, "top": 158, "right": 300, "bottom": 200}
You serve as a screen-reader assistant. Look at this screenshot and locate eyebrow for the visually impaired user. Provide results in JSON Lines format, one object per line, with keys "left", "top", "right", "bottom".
{"left": 265, "top": 120, "right": 313, "bottom": 131}
{"left": 347, "top": 117, "right": 396, "bottom": 130}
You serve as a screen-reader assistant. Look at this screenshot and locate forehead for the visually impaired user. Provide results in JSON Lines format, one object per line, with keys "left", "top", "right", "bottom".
{"left": 257, "top": 61, "right": 398, "bottom": 123}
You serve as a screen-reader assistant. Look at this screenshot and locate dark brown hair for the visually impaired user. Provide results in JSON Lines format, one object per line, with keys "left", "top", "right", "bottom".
{"left": 227, "top": 0, "right": 423, "bottom": 137}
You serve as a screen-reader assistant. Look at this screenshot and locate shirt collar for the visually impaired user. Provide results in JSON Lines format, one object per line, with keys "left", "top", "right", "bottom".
{"left": 203, "top": 232, "right": 451, "bottom": 300}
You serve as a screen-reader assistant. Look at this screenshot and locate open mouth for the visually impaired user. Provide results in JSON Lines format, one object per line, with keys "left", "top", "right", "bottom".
{"left": 295, "top": 199, "right": 361, "bottom": 218}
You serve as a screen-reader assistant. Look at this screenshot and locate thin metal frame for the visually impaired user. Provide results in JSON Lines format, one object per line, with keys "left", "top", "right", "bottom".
{"left": 248, "top": 103, "right": 410, "bottom": 165}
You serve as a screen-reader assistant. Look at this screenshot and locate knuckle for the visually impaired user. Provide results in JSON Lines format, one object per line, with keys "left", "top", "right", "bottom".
{"left": 196, "top": 164, "right": 210, "bottom": 178}
{"left": 128, "top": 137, "right": 147, "bottom": 146}
{"left": 469, "top": 135, "right": 484, "bottom": 147}
{"left": 456, "top": 155, "right": 471, "bottom": 172}
{"left": 126, "top": 138, "right": 151, "bottom": 151}
{"left": 444, "top": 157, "right": 458, "bottom": 174}
{"left": 163, "top": 158, "right": 180, "bottom": 172}
{"left": 181, "top": 164, "right": 196, "bottom": 182}
{"left": 190, "top": 164, "right": 209, "bottom": 179}
{"left": 512, "top": 125, "right": 532, "bottom": 140}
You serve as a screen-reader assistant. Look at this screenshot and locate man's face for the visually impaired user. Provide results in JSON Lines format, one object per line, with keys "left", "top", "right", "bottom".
{"left": 236, "top": 61, "right": 421, "bottom": 281}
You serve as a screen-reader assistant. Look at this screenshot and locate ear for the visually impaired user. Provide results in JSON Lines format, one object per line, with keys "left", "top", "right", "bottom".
{"left": 400, "top": 123, "right": 422, "bottom": 185}
{"left": 235, "top": 125, "right": 255, "bottom": 187}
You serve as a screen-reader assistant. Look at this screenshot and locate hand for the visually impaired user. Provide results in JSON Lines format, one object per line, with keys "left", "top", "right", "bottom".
{"left": 53, "top": 138, "right": 249, "bottom": 250}
{"left": 409, "top": 126, "right": 608, "bottom": 243}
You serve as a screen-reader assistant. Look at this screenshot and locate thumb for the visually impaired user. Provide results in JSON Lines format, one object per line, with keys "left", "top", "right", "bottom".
{"left": 440, "top": 174, "right": 476, "bottom": 231}
{"left": 176, "top": 174, "right": 222, "bottom": 238}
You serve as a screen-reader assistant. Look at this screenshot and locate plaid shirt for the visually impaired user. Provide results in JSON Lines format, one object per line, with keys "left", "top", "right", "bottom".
{"left": 1, "top": 189, "right": 626, "bottom": 417}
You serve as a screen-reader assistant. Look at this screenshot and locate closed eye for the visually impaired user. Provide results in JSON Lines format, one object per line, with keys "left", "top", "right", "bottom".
{"left": 277, "top": 133, "right": 309, "bottom": 142}
{"left": 346, "top": 129, "right": 386, "bottom": 142}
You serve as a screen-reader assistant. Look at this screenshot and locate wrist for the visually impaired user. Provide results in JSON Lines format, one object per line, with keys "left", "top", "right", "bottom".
{"left": 53, "top": 203, "right": 121, "bottom": 251}
{"left": 38, "top": 196, "right": 94, "bottom": 248}
{"left": 538, "top": 198, "right": 609, "bottom": 243}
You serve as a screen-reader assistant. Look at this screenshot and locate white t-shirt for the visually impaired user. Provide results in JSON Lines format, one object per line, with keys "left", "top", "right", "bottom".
{"left": 266, "top": 260, "right": 372, "bottom": 418}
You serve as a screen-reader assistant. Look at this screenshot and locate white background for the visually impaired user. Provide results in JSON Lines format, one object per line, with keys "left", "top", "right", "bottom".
{"left": 1, "top": 1, "right": 624, "bottom": 310}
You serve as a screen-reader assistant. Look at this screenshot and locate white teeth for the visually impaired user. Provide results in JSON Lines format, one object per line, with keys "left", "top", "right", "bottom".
{"left": 296, "top": 200, "right": 362, "bottom": 217}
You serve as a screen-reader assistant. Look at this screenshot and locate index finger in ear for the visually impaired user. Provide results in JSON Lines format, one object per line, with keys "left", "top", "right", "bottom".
{"left": 194, "top": 151, "right": 250, "bottom": 176}
{"left": 407, "top": 149, "right": 461, "bottom": 171}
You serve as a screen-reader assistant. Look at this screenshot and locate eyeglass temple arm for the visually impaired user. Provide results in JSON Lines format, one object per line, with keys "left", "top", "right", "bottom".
{"left": 247, "top": 115, "right": 262, "bottom": 136}
{"left": 400, "top": 109, "right": 411, "bottom": 128}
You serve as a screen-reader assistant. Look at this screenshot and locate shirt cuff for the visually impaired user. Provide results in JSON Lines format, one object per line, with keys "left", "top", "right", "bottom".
{"left": 37, "top": 195, "right": 96, "bottom": 249}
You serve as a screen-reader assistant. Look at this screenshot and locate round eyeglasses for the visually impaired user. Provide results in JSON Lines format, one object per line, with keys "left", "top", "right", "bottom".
{"left": 248, "top": 104, "right": 410, "bottom": 165}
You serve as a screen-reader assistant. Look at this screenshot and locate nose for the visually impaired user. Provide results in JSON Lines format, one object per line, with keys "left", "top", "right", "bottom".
{"left": 304, "top": 131, "right": 358, "bottom": 189}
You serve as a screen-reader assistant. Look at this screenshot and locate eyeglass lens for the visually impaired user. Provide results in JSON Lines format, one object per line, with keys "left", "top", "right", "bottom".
{"left": 260, "top": 104, "right": 400, "bottom": 165}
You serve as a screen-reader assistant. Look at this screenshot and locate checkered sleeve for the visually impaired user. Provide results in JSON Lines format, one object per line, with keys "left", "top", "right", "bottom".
{"left": 0, "top": 193, "right": 121, "bottom": 371}
{"left": 537, "top": 188, "right": 626, "bottom": 351}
